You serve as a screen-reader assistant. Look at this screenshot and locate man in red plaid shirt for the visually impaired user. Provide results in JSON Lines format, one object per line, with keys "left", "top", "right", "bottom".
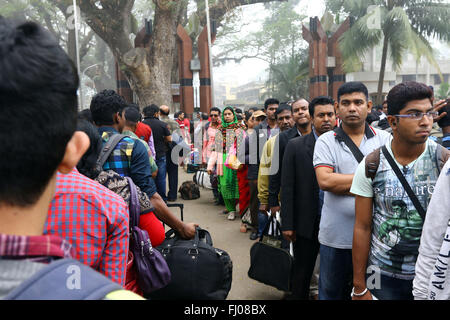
{"left": 45, "top": 169, "right": 129, "bottom": 286}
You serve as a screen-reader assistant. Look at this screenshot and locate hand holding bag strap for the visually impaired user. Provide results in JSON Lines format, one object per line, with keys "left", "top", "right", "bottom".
{"left": 381, "top": 146, "right": 426, "bottom": 221}
{"left": 334, "top": 127, "right": 364, "bottom": 163}
{"left": 125, "top": 177, "right": 141, "bottom": 228}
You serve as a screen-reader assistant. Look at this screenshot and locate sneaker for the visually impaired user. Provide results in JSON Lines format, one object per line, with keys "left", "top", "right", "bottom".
{"left": 227, "top": 211, "right": 236, "bottom": 220}
{"left": 249, "top": 232, "right": 259, "bottom": 240}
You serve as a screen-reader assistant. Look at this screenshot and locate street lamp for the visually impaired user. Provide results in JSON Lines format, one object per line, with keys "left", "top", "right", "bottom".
{"left": 205, "top": 0, "right": 215, "bottom": 108}
{"left": 72, "top": 0, "right": 82, "bottom": 111}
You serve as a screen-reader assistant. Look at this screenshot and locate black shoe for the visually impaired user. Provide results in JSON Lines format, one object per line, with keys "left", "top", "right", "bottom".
{"left": 249, "top": 232, "right": 259, "bottom": 240}
{"left": 167, "top": 198, "right": 177, "bottom": 202}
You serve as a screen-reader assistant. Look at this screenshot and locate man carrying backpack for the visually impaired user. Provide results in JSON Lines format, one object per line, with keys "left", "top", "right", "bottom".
{"left": 90, "top": 91, "right": 197, "bottom": 241}
{"left": 350, "top": 82, "right": 450, "bottom": 300}
{"left": 0, "top": 18, "right": 142, "bottom": 299}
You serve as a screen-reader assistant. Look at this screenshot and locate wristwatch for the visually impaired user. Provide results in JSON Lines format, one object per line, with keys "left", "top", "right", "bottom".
{"left": 351, "top": 287, "right": 368, "bottom": 297}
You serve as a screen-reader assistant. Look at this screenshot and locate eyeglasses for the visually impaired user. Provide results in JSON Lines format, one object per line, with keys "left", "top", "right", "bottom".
{"left": 394, "top": 111, "right": 439, "bottom": 121}
{"left": 210, "top": 114, "right": 219, "bottom": 117}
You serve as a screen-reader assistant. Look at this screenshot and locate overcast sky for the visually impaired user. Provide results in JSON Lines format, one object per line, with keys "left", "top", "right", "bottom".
{"left": 213, "top": 1, "right": 326, "bottom": 86}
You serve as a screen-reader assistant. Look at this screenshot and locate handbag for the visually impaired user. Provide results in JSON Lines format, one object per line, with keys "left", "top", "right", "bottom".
{"left": 248, "top": 214, "right": 293, "bottom": 292}
{"left": 225, "top": 141, "right": 242, "bottom": 170}
{"left": 149, "top": 227, "right": 233, "bottom": 300}
{"left": 125, "top": 177, "right": 171, "bottom": 294}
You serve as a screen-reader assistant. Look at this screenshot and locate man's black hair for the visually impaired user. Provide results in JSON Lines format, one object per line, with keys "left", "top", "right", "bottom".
{"left": 76, "top": 119, "right": 103, "bottom": 180}
{"left": 337, "top": 81, "right": 369, "bottom": 102}
{"left": 123, "top": 106, "right": 142, "bottom": 124}
{"left": 264, "top": 98, "right": 279, "bottom": 110}
{"left": 249, "top": 106, "right": 259, "bottom": 112}
{"left": 78, "top": 109, "right": 93, "bottom": 124}
{"left": 386, "top": 81, "right": 433, "bottom": 116}
{"left": 244, "top": 111, "right": 252, "bottom": 121}
{"left": 210, "top": 107, "right": 221, "bottom": 114}
{"left": 235, "top": 108, "right": 243, "bottom": 114}
{"left": 309, "top": 96, "right": 335, "bottom": 117}
{"left": 143, "top": 104, "right": 160, "bottom": 118}
{"left": 0, "top": 18, "right": 79, "bottom": 207}
{"left": 201, "top": 112, "right": 209, "bottom": 121}
{"left": 90, "top": 89, "right": 128, "bottom": 126}
{"left": 275, "top": 103, "right": 292, "bottom": 117}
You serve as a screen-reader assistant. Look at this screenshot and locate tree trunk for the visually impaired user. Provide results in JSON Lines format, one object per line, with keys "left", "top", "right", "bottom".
{"left": 376, "top": 35, "right": 389, "bottom": 105}
{"left": 78, "top": 0, "right": 285, "bottom": 108}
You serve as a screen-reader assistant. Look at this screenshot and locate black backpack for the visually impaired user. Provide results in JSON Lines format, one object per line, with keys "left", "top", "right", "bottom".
{"left": 178, "top": 181, "right": 200, "bottom": 200}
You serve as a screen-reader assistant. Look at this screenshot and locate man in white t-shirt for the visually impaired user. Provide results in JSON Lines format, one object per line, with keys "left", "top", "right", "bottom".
{"left": 350, "top": 81, "right": 450, "bottom": 300}
{"left": 313, "top": 82, "right": 391, "bottom": 300}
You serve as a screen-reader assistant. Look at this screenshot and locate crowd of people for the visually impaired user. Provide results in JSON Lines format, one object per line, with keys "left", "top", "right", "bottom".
{"left": 1, "top": 17, "right": 450, "bottom": 301}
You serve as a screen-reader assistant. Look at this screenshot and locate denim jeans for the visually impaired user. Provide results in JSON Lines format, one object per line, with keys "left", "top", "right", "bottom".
{"left": 165, "top": 152, "right": 178, "bottom": 200}
{"left": 369, "top": 274, "right": 413, "bottom": 300}
{"left": 257, "top": 211, "right": 269, "bottom": 237}
{"left": 155, "top": 156, "right": 167, "bottom": 201}
{"left": 318, "top": 244, "right": 353, "bottom": 300}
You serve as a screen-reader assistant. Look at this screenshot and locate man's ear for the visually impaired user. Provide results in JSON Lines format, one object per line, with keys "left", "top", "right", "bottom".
{"left": 334, "top": 101, "right": 340, "bottom": 117}
{"left": 57, "top": 131, "right": 90, "bottom": 174}
{"left": 113, "top": 112, "right": 120, "bottom": 124}
{"left": 387, "top": 115, "right": 397, "bottom": 130}
{"left": 367, "top": 100, "right": 373, "bottom": 113}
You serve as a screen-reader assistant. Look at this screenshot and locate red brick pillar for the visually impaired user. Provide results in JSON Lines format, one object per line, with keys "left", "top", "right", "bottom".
{"left": 303, "top": 17, "right": 328, "bottom": 99}
{"left": 177, "top": 25, "right": 194, "bottom": 118}
{"left": 328, "top": 18, "right": 350, "bottom": 102}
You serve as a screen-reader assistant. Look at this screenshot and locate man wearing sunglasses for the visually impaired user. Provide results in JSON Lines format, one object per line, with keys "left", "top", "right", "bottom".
{"left": 350, "top": 81, "right": 450, "bottom": 300}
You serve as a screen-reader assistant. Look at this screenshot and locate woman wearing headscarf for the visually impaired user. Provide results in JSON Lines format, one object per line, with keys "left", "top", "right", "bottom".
{"left": 207, "top": 106, "right": 246, "bottom": 220}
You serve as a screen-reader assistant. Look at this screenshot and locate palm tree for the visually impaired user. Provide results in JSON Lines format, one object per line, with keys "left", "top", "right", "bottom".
{"left": 326, "top": 0, "right": 450, "bottom": 104}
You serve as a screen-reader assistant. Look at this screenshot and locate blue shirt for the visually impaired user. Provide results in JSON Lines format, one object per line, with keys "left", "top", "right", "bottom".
{"left": 98, "top": 127, "right": 157, "bottom": 198}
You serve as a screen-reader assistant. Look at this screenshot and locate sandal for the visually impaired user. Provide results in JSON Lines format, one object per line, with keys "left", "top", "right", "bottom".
{"left": 227, "top": 211, "right": 236, "bottom": 220}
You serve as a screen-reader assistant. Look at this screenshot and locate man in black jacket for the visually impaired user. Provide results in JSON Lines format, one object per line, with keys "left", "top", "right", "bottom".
{"left": 281, "top": 96, "right": 336, "bottom": 300}
{"left": 268, "top": 98, "right": 311, "bottom": 214}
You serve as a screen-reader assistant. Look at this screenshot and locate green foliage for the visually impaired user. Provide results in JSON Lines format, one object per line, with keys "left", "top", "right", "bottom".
{"left": 263, "top": 50, "right": 309, "bottom": 101}
{"left": 326, "top": 0, "right": 450, "bottom": 102}
{"left": 215, "top": 0, "right": 309, "bottom": 100}
{"left": 437, "top": 82, "right": 450, "bottom": 99}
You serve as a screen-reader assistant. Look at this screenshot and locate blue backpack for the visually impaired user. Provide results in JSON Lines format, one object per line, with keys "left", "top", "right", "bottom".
{"left": 4, "top": 259, "right": 123, "bottom": 300}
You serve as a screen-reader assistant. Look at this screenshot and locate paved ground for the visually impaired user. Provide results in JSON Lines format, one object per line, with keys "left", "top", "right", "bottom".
{"left": 163, "top": 167, "right": 285, "bottom": 300}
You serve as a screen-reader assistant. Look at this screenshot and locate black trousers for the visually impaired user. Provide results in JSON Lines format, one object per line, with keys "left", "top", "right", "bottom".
{"left": 289, "top": 235, "right": 320, "bottom": 300}
{"left": 166, "top": 151, "right": 178, "bottom": 200}
{"left": 248, "top": 179, "right": 259, "bottom": 229}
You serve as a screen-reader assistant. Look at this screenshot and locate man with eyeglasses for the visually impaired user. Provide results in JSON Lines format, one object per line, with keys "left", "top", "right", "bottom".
{"left": 351, "top": 81, "right": 450, "bottom": 300}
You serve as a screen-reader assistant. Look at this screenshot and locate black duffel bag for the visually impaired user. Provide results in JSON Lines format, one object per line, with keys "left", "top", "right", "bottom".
{"left": 248, "top": 215, "right": 293, "bottom": 292}
{"left": 148, "top": 227, "right": 233, "bottom": 300}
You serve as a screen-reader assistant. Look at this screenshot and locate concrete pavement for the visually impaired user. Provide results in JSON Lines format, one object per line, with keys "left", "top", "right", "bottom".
{"left": 164, "top": 167, "right": 285, "bottom": 300}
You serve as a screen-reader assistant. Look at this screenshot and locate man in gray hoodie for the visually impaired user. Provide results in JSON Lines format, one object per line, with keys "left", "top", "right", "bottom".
{"left": 413, "top": 160, "right": 450, "bottom": 300}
